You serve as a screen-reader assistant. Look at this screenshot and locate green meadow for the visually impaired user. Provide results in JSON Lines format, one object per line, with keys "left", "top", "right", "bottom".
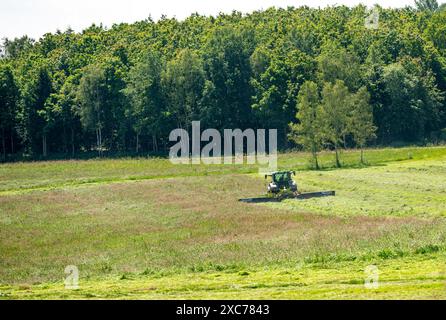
{"left": 1, "top": 146, "right": 446, "bottom": 299}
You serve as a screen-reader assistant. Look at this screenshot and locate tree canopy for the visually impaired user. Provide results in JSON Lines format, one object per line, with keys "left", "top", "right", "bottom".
{"left": 0, "top": 3, "right": 445, "bottom": 160}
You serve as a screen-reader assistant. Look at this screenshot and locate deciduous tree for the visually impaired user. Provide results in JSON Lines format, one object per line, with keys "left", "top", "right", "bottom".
{"left": 349, "top": 87, "right": 376, "bottom": 164}
{"left": 288, "top": 81, "right": 322, "bottom": 169}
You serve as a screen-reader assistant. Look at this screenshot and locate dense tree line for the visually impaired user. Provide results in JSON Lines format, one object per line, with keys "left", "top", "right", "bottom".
{"left": 1, "top": 2, "right": 446, "bottom": 161}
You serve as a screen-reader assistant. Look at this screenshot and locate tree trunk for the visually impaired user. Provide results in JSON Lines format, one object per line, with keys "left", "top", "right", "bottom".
{"left": 10, "top": 131, "right": 14, "bottom": 155}
{"left": 42, "top": 134, "right": 47, "bottom": 157}
{"left": 313, "top": 152, "right": 319, "bottom": 170}
{"left": 360, "top": 148, "right": 364, "bottom": 164}
{"left": 152, "top": 134, "right": 158, "bottom": 152}
{"left": 71, "top": 127, "right": 75, "bottom": 157}
{"left": 98, "top": 127, "right": 102, "bottom": 157}
{"left": 136, "top": 133, "right": 139, "bottom": 153}
{"left": 63, "top": 123, "right": 67, "bottom": 154}
{"left": 335, "top": 145, "right": 341, "bottom": 168}
{"left": 312, "top": 144, "right": 319, "bottom": 170}
{"left": 96, "top": 128, "right": 99, "bottom": 156}
{"left": 2, "top": 128, "right": 5, "bottom": 161}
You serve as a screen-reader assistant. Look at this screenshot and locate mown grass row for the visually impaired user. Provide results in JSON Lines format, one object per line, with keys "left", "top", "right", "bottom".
{"left": 2, "top": 253, "right": 444, "bottom": 299}
{"left": 1, "top": 146, "right": 445, "bottom": 194}
{"left": 268, "top": 156, "right": 446, "bottom": 217}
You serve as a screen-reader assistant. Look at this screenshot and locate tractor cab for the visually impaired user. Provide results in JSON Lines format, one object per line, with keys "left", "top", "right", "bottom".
{"left": 265, "top": 171, "right": 297, "bottom": 194}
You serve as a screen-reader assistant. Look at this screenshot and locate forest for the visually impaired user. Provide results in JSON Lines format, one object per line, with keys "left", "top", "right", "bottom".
{"left": 1, "top": 1, "right": 446, "bottom": 161}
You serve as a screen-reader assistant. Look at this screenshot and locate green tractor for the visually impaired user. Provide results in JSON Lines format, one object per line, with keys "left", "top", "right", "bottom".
{"left": 265, "top": 171, "right": 298, "bottom": 195}
{"left": 239, "top": 170, "right": 335, "bottom": 203}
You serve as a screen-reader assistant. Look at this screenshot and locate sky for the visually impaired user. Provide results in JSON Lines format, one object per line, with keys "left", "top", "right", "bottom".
{"left": 0, "top": 0, "right": 437, "bottom": 40}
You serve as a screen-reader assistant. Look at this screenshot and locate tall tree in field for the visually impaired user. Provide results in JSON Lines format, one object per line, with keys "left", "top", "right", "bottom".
{"left": 349, "top": 87, "right": 376, "bottom": 164}
{"left": 0, "top": 65, "right": 19, "bottom": 160}
{"left": 162, "top": 49, "right": 205, "bottom": 130}
{"left": 319, "top": 80, "right": 350, "bottom": 167}
{"left": 77, "top": 64, "right": 107, "bottom": 156}
{"left": 124, "top": 50, "right": 164, "bottom": 152}
{"left": 288, "top": 81, "right": 322, "bottom": 169}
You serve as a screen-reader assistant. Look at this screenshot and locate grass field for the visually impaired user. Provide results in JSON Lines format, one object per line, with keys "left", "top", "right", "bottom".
{"left": 1, "top": 146, "right": 446, "bottom": 299}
